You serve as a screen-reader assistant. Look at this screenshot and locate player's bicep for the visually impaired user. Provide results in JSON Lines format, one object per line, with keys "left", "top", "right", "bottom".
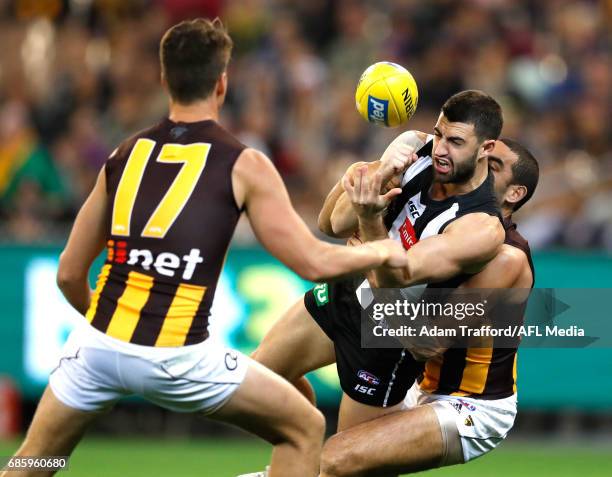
{"left": 443, "top": 213, "right": 505, "bottom": 270}
{"left": 234, "top": 150, "right": 318, "bottom": 271}
{"left": 397, "top": 214, "right": 504, "bottom": 285}
{"left": 58, "top": 168, "right": 109, "bottom": 280}
{"left": 460, "top": 246, "right": 523, "bottom": 288}
{"left": 460, "top": 246, "right": 531, "bottom": 310}
{"left": 318, "top": 181, "right": 347, "bottom": 237}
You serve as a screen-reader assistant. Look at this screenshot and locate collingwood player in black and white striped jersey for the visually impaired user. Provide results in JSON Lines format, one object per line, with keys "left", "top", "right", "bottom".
{"left": 312, "top": 135, "right": 538, "bottom": 477}
{"left": 255, "top": 112, "right": 540, "bottom": 477}
{"left": 252, "top": 91, "right": 532, "bottom": 476}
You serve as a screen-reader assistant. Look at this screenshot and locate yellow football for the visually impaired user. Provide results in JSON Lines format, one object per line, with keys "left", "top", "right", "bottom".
{"left": 355, "top": 62, "right": 418, "bottom": 127}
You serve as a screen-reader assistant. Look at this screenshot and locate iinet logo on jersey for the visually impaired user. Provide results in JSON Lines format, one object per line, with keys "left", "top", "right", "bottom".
{"left": 399, "top": 218, "right": 418, "bottom": 250}
{"left": 107, "top": 240, "right": 203, "bottom": 280}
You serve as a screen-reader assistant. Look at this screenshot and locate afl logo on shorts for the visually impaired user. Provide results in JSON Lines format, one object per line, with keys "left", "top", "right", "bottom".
{"left": 225, "top": 352, "right": 238, "bottom": 371}
{"left": 458, "top": 399, "right": 477, "bottom": 412}
{"left": 358, "top": 370, "right": 380, "bottom": 386}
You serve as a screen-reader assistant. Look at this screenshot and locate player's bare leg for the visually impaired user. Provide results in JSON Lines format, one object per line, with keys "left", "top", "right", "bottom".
{"left": 252, "top": 299, "right": 336, "bottom": 404}
{"left": 210, "top": 359, "right": 325, "bottom": 477}
{"left": 334, "top": 393, "right": 405, "bottom": 477}
{"left": 336, "top": 393, "right": 403, "bottom": 432}
{"left": 0, "top": 387, "right": 103, "bottom": 477}
{"left": 320, "top": 405, "right": 449, "bottom": 477}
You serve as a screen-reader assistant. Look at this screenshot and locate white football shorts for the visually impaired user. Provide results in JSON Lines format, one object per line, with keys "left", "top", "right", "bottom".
{"left": 404, "top": 381, "right": 517, "bottom": 464}
{"left": 49, "top": 324, "right": 248, "bottom": 414}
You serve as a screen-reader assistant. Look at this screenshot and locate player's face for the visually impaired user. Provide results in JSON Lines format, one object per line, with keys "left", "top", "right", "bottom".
{"left": 431, "top": 114, "right": 480, "bottom": 184}
{"left": 488, "top": 141, "right": 519, "bottom": 203}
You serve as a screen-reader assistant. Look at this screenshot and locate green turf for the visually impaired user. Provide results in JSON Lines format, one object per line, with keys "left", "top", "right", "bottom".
{"left": 1, "top": 438, "right": 610, "bottom": 476}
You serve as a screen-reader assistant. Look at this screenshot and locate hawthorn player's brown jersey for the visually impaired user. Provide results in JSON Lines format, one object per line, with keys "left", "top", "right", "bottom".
{"left": 418, "top": 216, "right": 534, "bottom": 399}
{"left": 86, "top": 118, "right": 245, "bottom": 346}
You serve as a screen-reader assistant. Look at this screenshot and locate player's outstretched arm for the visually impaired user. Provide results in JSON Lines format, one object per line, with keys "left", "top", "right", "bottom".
{"left": 382, "top": 212, "right": 505, "bottom": 287}
{"left": 232, "top": 149, "right": 407, "bottom": 282}
{"left": 57, "top": 168, "right": 109, "bottom": 314}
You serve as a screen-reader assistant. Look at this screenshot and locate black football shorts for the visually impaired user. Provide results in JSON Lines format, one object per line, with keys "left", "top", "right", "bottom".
{"left": 304, "top": 278, "right": 422, "bottom": 407}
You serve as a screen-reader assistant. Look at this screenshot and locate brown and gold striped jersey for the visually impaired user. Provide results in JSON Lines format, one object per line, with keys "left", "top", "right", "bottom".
{"left": 86, "top": 118, "right": 245, "bottom": 347}
{"left": 419, "top": 216, "right": 534, "bottom": 399}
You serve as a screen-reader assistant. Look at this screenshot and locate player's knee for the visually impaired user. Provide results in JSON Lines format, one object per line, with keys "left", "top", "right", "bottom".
{"left": 287, "top": 406, "right": 325, "bottom": 450}
{"left": 320, "top": 433, "right": 362, "bottom": 477}
{"left": 310, "top": 407, "right": 326, "bottom": 439}
{"left": 302, "top": 406, "right": 326, "bottom": 442}
{"left": 250, "top": 347, "right": 290, "bottom": 379}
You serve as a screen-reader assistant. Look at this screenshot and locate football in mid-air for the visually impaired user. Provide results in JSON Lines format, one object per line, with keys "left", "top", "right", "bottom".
{"left": 355, "top": 62, "right": 418, "bottom": 128}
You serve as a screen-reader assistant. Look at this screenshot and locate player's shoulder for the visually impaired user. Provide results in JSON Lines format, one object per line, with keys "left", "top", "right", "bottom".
{"left": 106, "top": 121, "right": 165, "bottom": 164}
{"left": 231, "top": 148, "right": 284, "bottom": 209}
{"left": 493, "top": 243, "right": 531, "bottom": 285}
{"left": 232, "top": 148, "right": 278, "bottom": 186}
{"left": 496, "top": 243, "right": 529, "bottom": 269}
{"left": 234, "top": 147, "right": 272, "bottom": 168}
{"left": 200, "top": 120, "right": 246, "bottom": 151}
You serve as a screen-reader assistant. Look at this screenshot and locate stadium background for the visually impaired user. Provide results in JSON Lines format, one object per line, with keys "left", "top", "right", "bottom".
{"left": 0, "top": 0, "right": 610, "bottom": 475}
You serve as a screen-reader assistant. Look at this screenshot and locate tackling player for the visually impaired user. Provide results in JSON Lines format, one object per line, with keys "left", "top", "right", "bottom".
{"left": 0, "top": 19, "right": 408, "bottom": 477}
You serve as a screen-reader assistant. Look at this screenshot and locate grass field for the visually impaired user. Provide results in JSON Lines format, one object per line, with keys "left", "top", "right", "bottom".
{"left": 1, "top": 437, "right": 611, "bottom": 476}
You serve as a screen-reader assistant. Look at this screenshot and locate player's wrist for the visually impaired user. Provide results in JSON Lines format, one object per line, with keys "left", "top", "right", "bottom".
{"left": 362, "top": 241, "right": 389, "bottom": 265}
{"left": 358, "top": 209, "right": 385, "bottom": 222}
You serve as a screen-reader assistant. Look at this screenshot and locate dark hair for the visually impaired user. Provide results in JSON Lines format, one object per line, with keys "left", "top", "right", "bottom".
{"left": 441, "top": 90, "right": 503, "bottom": 141}
{"left": 160, "top": 18, "right": 233, "bottom": 104}
{"left": 500, "top": 137, "right": 539, "bottom": 211}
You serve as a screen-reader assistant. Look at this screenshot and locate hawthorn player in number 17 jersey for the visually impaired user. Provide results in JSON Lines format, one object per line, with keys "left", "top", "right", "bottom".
{"left": 87, "top": 118, "right": 245, "bottom": 347}
{"left": 7, "top": 19, "right": 409, "bottom": 477}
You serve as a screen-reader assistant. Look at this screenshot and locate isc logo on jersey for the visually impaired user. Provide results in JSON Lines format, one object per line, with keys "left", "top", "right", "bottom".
{"left": 367, "top": 96, "right": 389, "bottom": 126}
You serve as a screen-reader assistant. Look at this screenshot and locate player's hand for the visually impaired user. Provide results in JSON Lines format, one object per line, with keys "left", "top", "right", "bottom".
{"left": 342, "top": 166, "right": 401, "bottom": 219}
{"left": 341, "top": 161, "right": 369, "bottom": 185}
{"left": 366, "top": 239, "right": 407, "bottom": 268}
{"left": 378, "top": 143, "right": 418, "bottom": 183}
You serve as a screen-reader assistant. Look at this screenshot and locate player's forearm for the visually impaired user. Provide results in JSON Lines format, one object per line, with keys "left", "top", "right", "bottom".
{"left": 379, "top": 215, "right": 504, "bottom": 287}
{"left": 318, "top": 181, "right": 347, "bottom": 237}
{"left": 359, "top": 216, "right": 406, "bottom": 287}
{"left": 384, "top": 237, "right": 465, "bottom": 287}
{"left": 57, "top": 275, "right": 91, "bottom": 315}
{"left": 358, "top": 214, "right": 387, "bottom": 242}
{"left": 329, "top": 192, "right": 359, "bottom": 238}
{"left": 304, "top": 241, "right": 387, "bottom": 282}
{"left": 56, "top": 251, "right": 92, "bottom": 314}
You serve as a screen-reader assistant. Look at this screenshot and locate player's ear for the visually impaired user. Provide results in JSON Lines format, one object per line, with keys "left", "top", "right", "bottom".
{"left": 481, "top": 139, "right": 496, "bottom": 156}
{"left": 505, "top": 184, "right": 527, "bottom": 207}
{"left": 216, "top": 71, "right": 228, "bottom": 103}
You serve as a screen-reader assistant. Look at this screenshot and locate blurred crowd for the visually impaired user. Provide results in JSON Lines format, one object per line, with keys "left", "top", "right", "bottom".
{"left": 0, "top": 0, "right": 610, "bottom": 249}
